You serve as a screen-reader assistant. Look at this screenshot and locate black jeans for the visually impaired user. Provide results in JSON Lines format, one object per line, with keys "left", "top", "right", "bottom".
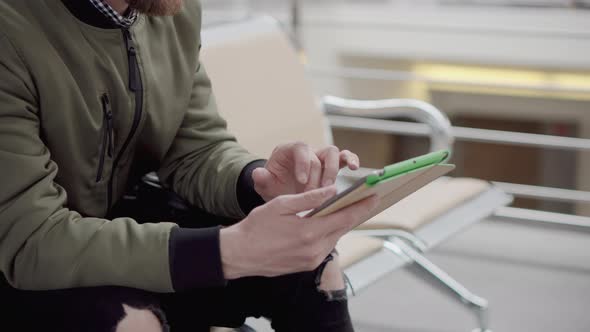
{"left": 1, "top": 181, "right": 353, "bottom": 332}
{"left": 2, "top": 262, "right": 351, "bottom": 331}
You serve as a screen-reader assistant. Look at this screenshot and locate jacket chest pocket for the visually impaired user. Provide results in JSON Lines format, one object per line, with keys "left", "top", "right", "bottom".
{"left": 96, "top": 93, "right": 114, "bottom": 183}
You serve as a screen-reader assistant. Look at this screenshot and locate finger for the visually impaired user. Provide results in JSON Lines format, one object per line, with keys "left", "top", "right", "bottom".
{"left": 304, "top": 152, "right": 323, "bottom": 191}
{"left": 252, "top": 167, "right": 274, "bottom": 190}
{"left": 292, "top": 142, "right": 311, "bottom": 184}
{"left": 319, "top": 146, "right": 340, "bottom": 187}
{"left": 339, "top": 150, "right": 360, "bottom": 170}
{"left": 270, "top": 186, "right": 337, "bottom": 215}
{"left": 313, "top": 195, "right": 379, "bottom": 236}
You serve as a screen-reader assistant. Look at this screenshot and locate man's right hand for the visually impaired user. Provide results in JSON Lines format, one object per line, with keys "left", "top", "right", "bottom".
{"left": 219, "top": 186, "right": 379, "bottom": 280}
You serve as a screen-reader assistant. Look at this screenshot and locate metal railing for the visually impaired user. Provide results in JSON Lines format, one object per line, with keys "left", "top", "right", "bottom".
{"left": 495, "top": 207, "right": 590, "bottom": 230}
{"left": 327, "top": 115, "right": 590, "bottom": 152}
{"left": 493, "top": 182, "right": 590, "bottom": 204}
{"left": 323, "top": 96, "right": 454, "bottom": 152}
{"left": 323, "top": 96, "right": 590, "bottom": 229}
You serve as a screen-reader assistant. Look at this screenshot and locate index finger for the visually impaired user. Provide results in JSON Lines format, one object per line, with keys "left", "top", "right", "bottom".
{"left": 318, "top": 147, "right": 340, "bottom": 187}
{"left": 339, "top": 150, "right": 360, "bottom": 170}
{"left": 292, "top": 142, "right": 311, "bottom": 184}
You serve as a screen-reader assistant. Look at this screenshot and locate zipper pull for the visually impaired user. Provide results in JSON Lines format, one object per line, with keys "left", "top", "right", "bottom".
{"left": 123, "top": 29, "right": 139, "bottom": 92}
{"left": 101, "top": 94, "right": 114, "bottom": 158}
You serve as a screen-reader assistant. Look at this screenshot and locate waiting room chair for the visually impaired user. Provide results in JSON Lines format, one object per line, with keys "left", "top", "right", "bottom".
{"left": 198, "top": 16, "right": 512, "bottom": 332}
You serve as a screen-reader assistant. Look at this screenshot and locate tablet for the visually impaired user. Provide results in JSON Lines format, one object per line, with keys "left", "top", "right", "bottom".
{"left": 305, "top": 150, "right": 455, "bottom": 218}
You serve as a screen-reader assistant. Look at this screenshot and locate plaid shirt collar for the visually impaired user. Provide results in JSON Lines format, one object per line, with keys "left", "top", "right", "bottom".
{"left": 88, "top": 0, "right": 138, "bottom": 29}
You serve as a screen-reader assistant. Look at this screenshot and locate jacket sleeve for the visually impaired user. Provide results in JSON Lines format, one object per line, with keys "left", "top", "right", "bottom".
{"left": 157, "top": 57, "right": 261, "bottom": 219}
{"left": 0, "top": 34, "right": 178, "bottom": 292}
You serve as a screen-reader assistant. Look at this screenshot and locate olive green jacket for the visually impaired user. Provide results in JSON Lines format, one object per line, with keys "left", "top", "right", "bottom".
{"left": 0, "top": 0, "right": 259, "bottom": 292}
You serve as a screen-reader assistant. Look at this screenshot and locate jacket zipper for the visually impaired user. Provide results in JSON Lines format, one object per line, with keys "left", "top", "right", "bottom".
{"left": 106, "top": 29, "right": 144, "bottom": 208}
{"left": 96, "top": 94, "right": 114, "bottom": 182}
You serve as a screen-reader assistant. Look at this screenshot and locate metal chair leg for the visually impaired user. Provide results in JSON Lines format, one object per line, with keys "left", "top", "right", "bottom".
{"left": 384, "top": 238, "right": 491, "bottom": 332}
{"left": 351, "top": 229, "right": 428, "bottom": 252}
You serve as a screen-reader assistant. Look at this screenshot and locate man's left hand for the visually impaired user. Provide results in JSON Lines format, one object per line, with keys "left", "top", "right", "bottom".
{"left": 252, "top": 142, "right": 360, "bottom": 202}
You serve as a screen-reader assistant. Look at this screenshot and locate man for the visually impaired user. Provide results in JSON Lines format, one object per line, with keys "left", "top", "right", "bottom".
{"left": 0, "top": 0, "right": 378, "bottom": 331}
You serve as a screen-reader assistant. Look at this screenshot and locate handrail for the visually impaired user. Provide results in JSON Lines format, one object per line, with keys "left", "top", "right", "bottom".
{"left": 328, "top": 113, "right": 590, "bottom": 216}
{"left": 323, "top": 96, "right": 454, "bottom": 153}
{"left": 493, "top": 182, "right": 590, "bottom": 204}
{"left": 327, "top": 115, "right": 590, "bottom": 152}
{"left": 495, "top": 207, "right": 590, "bottom": 231}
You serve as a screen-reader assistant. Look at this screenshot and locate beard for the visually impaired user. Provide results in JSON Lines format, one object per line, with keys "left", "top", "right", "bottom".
{"left": 127, "top": 0, "right": 183, "bottom": 16}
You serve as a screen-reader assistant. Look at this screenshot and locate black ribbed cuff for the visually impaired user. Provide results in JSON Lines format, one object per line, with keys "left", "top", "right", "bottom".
{"left": 237, "top": 159, "right": 267, "bottom": 215}
{"left": 169, "top": 226, "right": 226, "bottom": 291}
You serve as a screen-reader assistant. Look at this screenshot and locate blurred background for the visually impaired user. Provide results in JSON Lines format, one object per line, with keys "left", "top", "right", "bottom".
{"left": 200, "top": 1, "right": 590, "bottom": 331}
{"left": 203, "top": 0, "right": 590, "bottom": 217}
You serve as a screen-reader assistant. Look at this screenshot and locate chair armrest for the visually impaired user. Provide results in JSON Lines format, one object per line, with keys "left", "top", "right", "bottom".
{"left": 322, "top": 95, "right": 454, "bottom": 153}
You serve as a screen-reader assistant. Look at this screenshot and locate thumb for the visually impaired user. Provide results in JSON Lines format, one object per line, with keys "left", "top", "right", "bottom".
{"left": 271, "top": 186, "right": 337, "bottom": 215}
{"left": 252, "top": 167, "right": 274, "bottom": 189}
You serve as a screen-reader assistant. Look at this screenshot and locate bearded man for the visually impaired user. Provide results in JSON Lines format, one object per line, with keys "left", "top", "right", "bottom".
{"left": 0, "top": 0, "right": 378, "bottom": 331}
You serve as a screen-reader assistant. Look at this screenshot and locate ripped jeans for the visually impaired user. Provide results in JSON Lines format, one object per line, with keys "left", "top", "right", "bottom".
{"left": 1, "top": 251, "right": 353, "bottom": 332}
{"left": 162, "top": 250, "right": 354, "bottom": 332}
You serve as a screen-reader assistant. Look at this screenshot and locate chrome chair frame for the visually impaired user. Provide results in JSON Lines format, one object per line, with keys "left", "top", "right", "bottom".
{"left": 323, "top": 95, "right": 455, "bottom": 153}
{"left": 324, "top": 96, "right": 501, "bottom": 332}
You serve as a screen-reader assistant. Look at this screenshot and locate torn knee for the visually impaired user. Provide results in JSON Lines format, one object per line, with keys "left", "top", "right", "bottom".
{"left": 315, "top": 252, "right": 348, "bottom": 302}
{"left": 115, "top": 304, "right": 168, "bottom": 332}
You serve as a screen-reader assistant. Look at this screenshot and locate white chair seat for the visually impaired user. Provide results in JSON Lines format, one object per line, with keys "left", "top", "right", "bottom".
{"left": 336, "top": 235, "right": 384, "bottom": 269}
{"left": 360, "top": 178, "right": 490, "bottom": 232}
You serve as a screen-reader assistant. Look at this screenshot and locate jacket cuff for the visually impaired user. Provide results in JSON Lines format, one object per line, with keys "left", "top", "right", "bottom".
{"left": 169, "top": 226, "right": 226, "bottom": 291}
{"left": 236, "top": 159, "right": 267, "bottom": 215}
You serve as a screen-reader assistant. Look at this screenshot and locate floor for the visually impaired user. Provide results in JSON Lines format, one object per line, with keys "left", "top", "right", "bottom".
{"left": 246, "top": 218, "right": 590, "bottom": 332}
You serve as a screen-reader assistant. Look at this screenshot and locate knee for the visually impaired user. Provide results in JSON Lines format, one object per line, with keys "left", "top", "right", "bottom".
{"left": 115, "top": 304, "right": 165, "bottom": 332}
{"left": 318, "top": 252, "right": 346, "bottom": 292}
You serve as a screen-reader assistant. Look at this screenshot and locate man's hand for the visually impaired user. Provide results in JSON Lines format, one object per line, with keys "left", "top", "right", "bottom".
{"left": 220, "top": 186, "right": 379, "bottom": 279}
{"left": 252, "top": 142, "right": 360, "bottom": 201}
